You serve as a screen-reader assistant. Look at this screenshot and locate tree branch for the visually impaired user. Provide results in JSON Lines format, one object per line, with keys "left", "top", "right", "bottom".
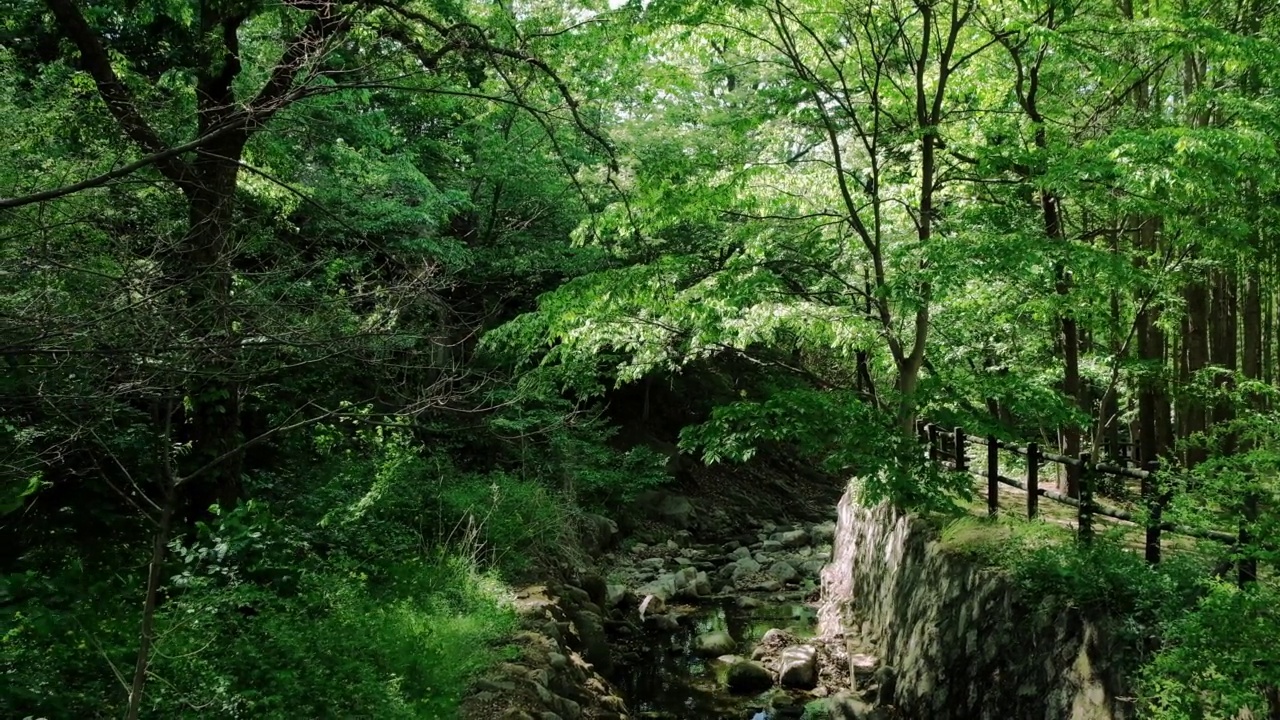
{"left": 43, "top": 0, "right": 194, "bottom": 190}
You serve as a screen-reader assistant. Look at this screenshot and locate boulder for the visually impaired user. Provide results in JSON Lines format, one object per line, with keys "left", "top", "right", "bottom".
{"left": 633, "top": 491, "right": 696, "bottom": 529}
{"left": 643, "top": 613, "right": 680, "bottom": 631}
{"left": 637, "top": 574, "right": 677, "bottom": 602}
{"left": 849, "top": 652, "right": 879, "bottom": 677}
{"left": 637, "top": 593, "right": 665, "bottom": 620}
{"left": 810, "top": 521, "right": 837, "bottom": 545}
{"left": 579, "top": 514, "right": 619, "bottom": 553}
{"left": 731, "top": 557, "right": 762, "bottom": 585}
{"left": 673, "top": 567, "right": 701, "bottom": 600}
{"left": 577, "top": 573, "right": 608, "bottom": 608}
{"left": 724, "top": 660, "right": 774, "bottom": 693}
{"left": 728, "top": 546, "right": 752, "bottom": 562}
{"left": 569, "top": 609, "right": 612, "bottom": 674}
{"left": 693, "top": 630, "right": 736, "bottom": 656}
{"left": 767, "top": 561, "right": 799, "bottom": 584}
{"left": 778, "top": 645, "right": 819, "bottom": 689}
{"left": 693, "top": 571, "right": 713, "bottom": 597}
{"left": 775, "top": 529, "right": 810, "bottom": 548}
{"left": 824, "top": 692, "right": 876, "bottom": 719}
{"left": 874, "top": 665, "right": 897, "bottom": 706}
{"left": 605, "top": 584, "right": 635, "bottom": 609}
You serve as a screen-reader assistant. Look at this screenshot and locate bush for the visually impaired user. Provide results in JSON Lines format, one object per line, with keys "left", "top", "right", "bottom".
{"left": 1139, "top": 581, "right": 1280, "bottom": 720}
{"left": 145, "top": 549, "right": 518, "bottom": 719}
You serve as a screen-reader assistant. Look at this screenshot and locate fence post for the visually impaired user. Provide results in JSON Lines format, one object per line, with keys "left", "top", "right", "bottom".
{"left": 1143, "top": 460, "right": 1162, "bottom": 564}
{"left": 953, "top": 427, "right": 967, "bottom": 473}
{"left": 1026, "top": 442, "right": 1040, "bottom": 520}
{"left": 987, "top": 436, "right": 999, "bottom": 517}
{"left": 927, "top": 424, "right": 940, "bottom": 464}
{"left": 1078, "top": 452, "right": 1094, "bottom": 543}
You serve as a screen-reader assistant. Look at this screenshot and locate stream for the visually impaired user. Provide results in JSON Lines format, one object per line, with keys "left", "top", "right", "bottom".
{"left": 615, "top": 598, "right": 821, "bottom": 719}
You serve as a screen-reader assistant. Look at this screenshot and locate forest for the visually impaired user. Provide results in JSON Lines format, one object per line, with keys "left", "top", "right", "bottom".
{"left": 2, "top": 0, "right": 1279, "bottom": 716}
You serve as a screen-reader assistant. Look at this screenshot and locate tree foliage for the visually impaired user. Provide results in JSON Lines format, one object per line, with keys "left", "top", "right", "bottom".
{"left": 5, "top": 0, "right": 1280, "bottom": 715}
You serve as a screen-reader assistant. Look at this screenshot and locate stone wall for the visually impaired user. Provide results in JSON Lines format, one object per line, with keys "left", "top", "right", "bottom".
{"left": 818, "top": 485, "right": 1132, "bottom": 720}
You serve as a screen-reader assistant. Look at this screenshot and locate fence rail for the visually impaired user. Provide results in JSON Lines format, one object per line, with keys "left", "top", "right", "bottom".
{"left": 915, "top": 422, "right": 1243, "bottom": 565}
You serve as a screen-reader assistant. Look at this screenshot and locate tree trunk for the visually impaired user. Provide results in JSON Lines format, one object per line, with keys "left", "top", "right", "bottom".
{"left": 181, "top": 155, "right": 245, "bottom": 512}
{"left": 126, "top": 406, "right": 179, "bottom": 720}
{"left": 1045, "top": 177, "right": 1081, "bottom": 495}
{"left": 125, "top": 487, "right": 175, "bottom": 720}
{"left": 1183, "top": 274, "right": 1210, "bottom": 466}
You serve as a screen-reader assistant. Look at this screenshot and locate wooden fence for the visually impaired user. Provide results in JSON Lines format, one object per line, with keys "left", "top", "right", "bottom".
{"left": 915, "top": 422, "right": 1240, "bottom": 566}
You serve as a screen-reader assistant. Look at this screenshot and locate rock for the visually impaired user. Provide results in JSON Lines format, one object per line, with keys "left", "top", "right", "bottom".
{"left": 569, "top": 609, "right": 611, "bottom": 674}
{"left": 875, "top": 665, "right": 897, "bottom": 706}
{"left": 778, "top": 645, "right": 819, "bottom": 688}
{"left": 825, "top": 692, "right": 875, "bottom": 719}
{"left": 731, "top": 557, "right": 762, "bottom": 585}
{"left": 630, "top": 543, "right": 648, "bottom": 554}
{"left": 578, "top": 573, "right": 608, "bottom": 607}
{"left": 643, "top": 613, "right": 680, "bottom": 631}
{"left": 801, "top": 559, "right": 826, "bottom": 576}
{"left": 641, "top": 557, "right": 666, "bottom": 569}
{"left": 724, "top": 660, "right": 773, "bottom": 693}
{"left": 728, "top": 546, "right": 752, "bottom": 562}
{"left": 754, "top": 580, "right": 783, "bottom": 592}
{"left": 775, "top": 529, "right": 810, "bottom": 548}
{"left": 605, "top": 584, "right": 635, "bottom": 609}
{"left": 673, "top": 567, "right": 700, "bottom": 599}
{"left": 475, "top": 678, "right": 518, "bottom": 693}
{"left": 762, "top": 540, "right": 784, "bottom": 552}
{"left": 580, "top": 513, "right": 619, "bottom": 553}
{"left": 752, "top": 628, "right": 795, "bottom": 660}
{"left": 562, "top": 584, "right": 591, "bottom": 605}
{"left": 693, "top": 571, "right": 713, "bottom": 597}
{"left": 723, "top": 540, "right": 741, "bottom": 552}
{"left": 638, "top": 593, "right": 665, "bottom": 619}
{"left": 810, "top": 521, "right": 836, "bottom": 544}
{"left": 797, "top": 546, "right": 814, "bottom": 558}
{"left": 850, "top": 653, "right": 879, "bottom": 676}
{"left": 673, "top": 530, "right": 694, "bottom": 547}
{"left": 737, "top": 596, "right": 763, "bottom": 609}
{"left": 693, "top": 630, "right": 736, "bottom": 656}
{"left": 767, "top": 561, "right": 799, "bottom": 584}
{"left": 634, "top": 491, "right": 696, "bottom": 529}
{"left": 754, "top": 552, "right": 770, "bottom": 565}
{"left": 760, "top": 628, "right": 794, "bottom": 646}
{"left": 638, "top": 574, "right": 677, "bottom": 602}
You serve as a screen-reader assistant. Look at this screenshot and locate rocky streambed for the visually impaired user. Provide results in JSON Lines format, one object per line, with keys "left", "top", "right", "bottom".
{"left": 598, "top": 517, "right": 895, "bottom": 719}
{"left": 464, "top": 485, "right": 1129, "bottom": 720}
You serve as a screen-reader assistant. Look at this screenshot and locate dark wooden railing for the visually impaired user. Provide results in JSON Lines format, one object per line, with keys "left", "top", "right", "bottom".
{"left": 915, "top": 422, "right": 1240, "bottom": 564}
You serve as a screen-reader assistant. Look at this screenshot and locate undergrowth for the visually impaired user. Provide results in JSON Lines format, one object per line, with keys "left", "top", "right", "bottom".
{"left": 2, "top": 420, "right": 630, "bottom": 718}
{"left": 938, "top": 512, "right": 1280, "bottom": 718}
